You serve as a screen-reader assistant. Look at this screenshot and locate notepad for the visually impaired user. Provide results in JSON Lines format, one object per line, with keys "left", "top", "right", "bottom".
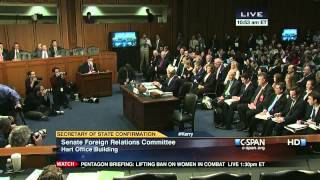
{"left": 255, "top": 113, "right": 272, "bottom": 120}
{"left": 309, "top": 124, "right": 320, "bottom": 130}
{"left": 224, "top": 99, "right": 237, "bottom": 106}
{"left": 284, "top": 123, "right": 308, "bottom": 133}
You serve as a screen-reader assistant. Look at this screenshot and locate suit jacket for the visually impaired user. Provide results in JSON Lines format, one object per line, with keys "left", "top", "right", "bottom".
{"left": 161, "top": 75, "right": 180, "bottom": 97}
{"left": 303, "top": 105, "right": 320, "bottom": 126}
{"left": 78, "top": 62, "right": 98, "bottom": 74}
{"left": 250, "top": 84, "right": 274, "bottom": 108}
{"left": 239, "top": 82, "right": 256, "bottom": 104}
{"left": 49, "top": 46, "right": 63, "bottom": 57}
{"left": 200, "top": 73, "right": 215, "bottom": 93}
{"left": 157, "top": 58, "right": 168, "bottom": 76}
{"left": 154, "top": 39, "right": 164, "bottom": 51}
{"left": 193, "top": 67, "right": 205, "bottom": 84}
{"left": 297, "top": 73, "right": 315, "bottom": 89}
{"left": 34, "top": 50, "right": 52, "bottom": 58}
{"left": 8, "top": 49, "right": 23, "bottom": 60}
{"left": 223, "top": 79, "right": 240, "bottom": 99}
{"left": 261, "top": 93, "right": 287, "bottom": 115}
{"left": 282, "top": 99, "right": 305, "bottom": 125}
{"left": 1, "top": 49, "right": 8, "bottom": 61}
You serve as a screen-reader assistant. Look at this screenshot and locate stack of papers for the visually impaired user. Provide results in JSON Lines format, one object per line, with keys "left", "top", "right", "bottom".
{"left": 148, "top": 89, "right": 164, "bottom": 95}
{"left": 255, "top": 113, "right": 272, "bottom": 120}
{"left": 308, "top": 124, "right": 320, "bottom": 131}
{"left": 162, "top": 92, "right": 173, "bottom": 97}
{"left": 284, "top": 123, "right": 308, "bottom": 133}
{"left": 26, "top": 169, "right": 43, "bottom": 180}
{"left": 141, "top": 82, "right": 157, "bottom": 90}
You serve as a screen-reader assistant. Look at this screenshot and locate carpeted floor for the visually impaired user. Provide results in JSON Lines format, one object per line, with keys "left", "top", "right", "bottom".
{"left": 25, "top": 84, "right": 247, "bottom": 145}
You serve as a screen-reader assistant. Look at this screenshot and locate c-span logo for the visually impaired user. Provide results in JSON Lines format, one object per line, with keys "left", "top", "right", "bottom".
{"left": 235, "top": 139, "right": 266, "bottom": 151}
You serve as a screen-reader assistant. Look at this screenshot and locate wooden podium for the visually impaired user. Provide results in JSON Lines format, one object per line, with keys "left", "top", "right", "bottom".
{"left": 76, "top": 71, "right": 112, "bottom": 97}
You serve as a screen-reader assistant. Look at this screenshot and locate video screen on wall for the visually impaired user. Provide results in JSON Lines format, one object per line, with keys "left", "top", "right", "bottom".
{"left": 111, "top": 32, "right": 138, "bottom": 48}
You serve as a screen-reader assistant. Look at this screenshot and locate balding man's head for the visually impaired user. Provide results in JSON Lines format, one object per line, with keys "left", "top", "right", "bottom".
{"left": 214, "top": 58, "right": 222, "bottom": 68}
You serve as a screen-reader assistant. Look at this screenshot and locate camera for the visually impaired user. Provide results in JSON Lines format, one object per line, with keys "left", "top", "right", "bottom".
{"left": 37, "top": 77, "right": 43, "bottom": 81}
{"left": 30, "top": 129, "right": 47, "bottom": 145}
{"left": 59, "top": 72, "right": 67, "bottom": 76}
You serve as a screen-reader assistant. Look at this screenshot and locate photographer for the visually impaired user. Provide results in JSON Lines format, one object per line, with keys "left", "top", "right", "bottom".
{"left": 0, "top": 84, "right": 22, "bottom": 117}
{"left": 50, "top": 67, "right": 70, "bottom": 111}
{"left": 6, "top": 125, "right": 45, "bottom": 147}
{"left": 25, "top": 71, "right": 41, "bottom": 96}
{"left": 0, "top": 116, "right": 14, "bottom": 148}
{"left": 23, "top": 85, "right": 52, "bottom": 121}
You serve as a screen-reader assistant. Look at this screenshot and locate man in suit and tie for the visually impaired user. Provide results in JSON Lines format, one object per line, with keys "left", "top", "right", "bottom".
{"left": 153, "top": 65, "right": 180, "bottom": 97}
{"left": 237, "top": 72, "right": 273, "bottom": 131}
{"left": 214, "top": 71, "right": 241, "bottom": 129}
{"left": 32, "top": 43, "right": 42, "bottom": 58}
{"left": 213, "top": 58, "right": 226, "bottom": 96}
{"left": 218, "top": 73, "right": 256, "bottom": 130}
{"left": 78, "top": 57, "right": 98, "bottom": 74}
{"left": 49, "top": 40, "right": 63, "bottom": 57}
{"left": 40, "top": 45, "right": 51, "bottom": 59}
{"left": 248, "top": 82, "right": 287, "bottom": 136}
{"left": 173, "top": 47, "right": 185, "bottom": 68}
{"left": 296, "top": 65, "right": 315, "bottom": 89}
{"left": 263, "top": 87, "right": 305, "bottom": 136}
{"left": 8, "top": 42, "right": 22, "bottom": 61}
{"left": 154, "top": 34, "right": 164, "bottom": 52}
{"left": 302, "top": 92, "right": 320, "bottom": 134}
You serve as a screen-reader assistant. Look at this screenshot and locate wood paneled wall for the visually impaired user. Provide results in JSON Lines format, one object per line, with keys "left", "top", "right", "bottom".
{"left": 1, "top": 0, "right": 319, "bottom": 53}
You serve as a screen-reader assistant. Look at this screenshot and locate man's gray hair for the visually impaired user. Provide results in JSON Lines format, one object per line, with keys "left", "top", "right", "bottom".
{"left": 9, "top": 125, "right": 32, "bottom": 147}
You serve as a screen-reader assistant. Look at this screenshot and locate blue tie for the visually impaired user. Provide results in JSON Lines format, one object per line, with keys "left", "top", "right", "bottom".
{"left": 267, "top": 96, "right": 278, "bottom": 112}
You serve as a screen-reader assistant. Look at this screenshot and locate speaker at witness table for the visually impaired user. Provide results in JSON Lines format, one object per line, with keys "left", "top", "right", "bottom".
{"left": 76, "top": 71, "right": 112, "bottom": 98}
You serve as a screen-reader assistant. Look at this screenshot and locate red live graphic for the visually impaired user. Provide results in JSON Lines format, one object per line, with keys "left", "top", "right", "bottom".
{"left": 56, "top": 161, "right": 79, "bottom": 167}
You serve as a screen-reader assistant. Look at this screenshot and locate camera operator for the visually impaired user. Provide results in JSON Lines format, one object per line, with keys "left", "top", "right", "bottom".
{"left": 50, "top": 67, "right": 71, "bottom": 111}
{"left": 6, "top": 125, "right": 45, "bottom": 147}
{"left": 25, "top": 71, "right": 41, "bottom": 96}
{"left": 23, "top": 85, "right": 52, "bottom": 121}
{"left": 0, "top": 84, "right": 22, "bottom": 117}
{"left": 0, "top": 116, "right": 15, "bottom": 148}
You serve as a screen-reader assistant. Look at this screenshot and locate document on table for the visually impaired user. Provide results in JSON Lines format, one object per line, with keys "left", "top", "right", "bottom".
{"left": 26, "top": 169, "right": 43, "bottom": 180}
{"left": 255, "top": 113, "right": 272, "bottom": 120}
{"left": 67, "top": 172, "right": 99, "bottom": 180}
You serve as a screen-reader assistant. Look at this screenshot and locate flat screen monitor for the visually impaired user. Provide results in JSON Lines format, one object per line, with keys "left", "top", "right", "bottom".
{"left": 282, "top": 29, "right": 297, "bottom": 41}
{"left": 111, "top": 32, "right": 138, "bottom": 48}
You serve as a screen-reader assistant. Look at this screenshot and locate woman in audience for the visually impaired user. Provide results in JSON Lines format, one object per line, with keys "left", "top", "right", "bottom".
{"left": 224, "top": 61, "right": 240, "bottom": 85}
{"left": 181, "top": 59, "right": 193, "bottom": 82}
{"left": 272, "top": 73, "right": 282, "bottom": 89}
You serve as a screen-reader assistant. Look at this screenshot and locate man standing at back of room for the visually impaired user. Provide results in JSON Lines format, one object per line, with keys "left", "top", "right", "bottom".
{"left": 140, "top": 33, "right": 152, "bottom": 72}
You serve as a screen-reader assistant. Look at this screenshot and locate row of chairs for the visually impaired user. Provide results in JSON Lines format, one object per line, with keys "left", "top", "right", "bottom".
{"left": 13, "top": 46, "right": 100, "bottom": 60}
{"left": 113, "top": 170, "right": 320, "bottom": 180}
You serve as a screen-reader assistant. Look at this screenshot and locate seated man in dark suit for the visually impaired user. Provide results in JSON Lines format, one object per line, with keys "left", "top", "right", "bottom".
{"left": 296, "top": 65, "right": 315, "bottom": 89}
{"left": 213, "top": 71, "right": 241, "bottom": 129}
{"left": 237, "top": 72, "right": 274, "bottom": 132}
{"left": 248, "top": 82, "right": 287, "bottom": 136}
{"left": 49, "top": 40, "right": 63, "bottom": 57}
{"left": 8, "top": 42, "right": 22, "bottom": 61}
{"left": 153, "top": 65, "right": 180, "bottom": 97}
{"left": 263, "top": 87, "right": 304, "bottom": 136}
{"left": 193, "top": 64, "right": 215, "bottom": 96}
{"left": 32, "top": 43, "right": 42, "bottom": 58}
{"left": 217, "top": 73, "right": 256, "bottom": 129}
{"left": 78, "top": 57, "right": 98, "bottom": 74}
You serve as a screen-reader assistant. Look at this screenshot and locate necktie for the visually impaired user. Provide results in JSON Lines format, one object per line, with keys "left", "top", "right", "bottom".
{"left": 89, "top": 63, "right": 93, "bottom": 72}
{"left": 15, "top": 50, "right": 18, "bottom": 59}
{"left": 224, "top": 80, "right": 233, "bottom": 96}
{"left": 310, "top": 108, "right": 316, "bottom": 120}
{"left": 267, "top": 96, "right": 279, "bottom": 112}
{"left": 253, "top": 87, "right": 264, "bottom": 105}
{"left": 289, "top": 101, "right": 295, "bottom": 113}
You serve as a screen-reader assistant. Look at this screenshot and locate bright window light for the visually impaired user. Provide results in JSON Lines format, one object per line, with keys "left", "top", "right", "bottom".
{"left": 27, "top": 6, "right": 50, "bottom": 16}
{"left": 83, "top": 6, "right": 103, "bottom": 16}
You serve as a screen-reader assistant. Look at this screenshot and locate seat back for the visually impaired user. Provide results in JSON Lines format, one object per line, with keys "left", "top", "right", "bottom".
{"left": 190, "top": 172, "right": 251, "bottom": 180}
{"left": 113, "top": 173, "right": 177, "bottom": 180}
{"left": 178, "top": 81, "right": 193, "bottom": 99}
{"left": 183, "top": 93, "right": 198, "bottom": 116}
{"left": 72, "top": 47, "right": 85, "bottom": 56}
{"left": 259, "top": 170, "right": 320, "bottom": 180}
{"left": 20, "top": 52, "right": 31, "bottom": 60}
{"left": 58, "top": 49, "right": 70, "bottom": 57}
{"left": 87, "top": 46, "right": 100, "bottom": 56}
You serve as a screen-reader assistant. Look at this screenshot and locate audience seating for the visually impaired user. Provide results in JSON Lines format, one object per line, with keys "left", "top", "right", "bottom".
{"left": 58, "top": 49, "right": 70, "bottom": 56}
{"left": 20, "top": 52, "right": 31, "bottom": 60}
{"left": 72, "top": 47, "right": 85, "bottom": 56}
{"left": 172, "top": 93, "right": 198, "bottom": 132}
{"left": 259, "top": 170, "right": 320, "bottom": 180}
{"left": 178, "top": 81, "right": 193, "bottom": 106}
{"left": 87, "top": 46, "right": 100, "bottom": 56}
{"left": 113, "top": 173, "right": 177, "bottom": 180}
{"left": 190, "top": 172, "right": 251, "bottom": 180}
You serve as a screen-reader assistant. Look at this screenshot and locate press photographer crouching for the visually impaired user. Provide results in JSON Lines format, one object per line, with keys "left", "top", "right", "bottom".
{"left": 25, "top": 71, "right": 41, "bottom": 96}
{"left": 23, "top": 85, "right": 52, "bottom": 121}
{"left": 5, "top": 126, "right": 46, "bottom": 147}
{"left": 50, "top": 67, "right": 71, "bottom": 112}
{"left": 0, "top": 116, "right": 14, "bottom": 148}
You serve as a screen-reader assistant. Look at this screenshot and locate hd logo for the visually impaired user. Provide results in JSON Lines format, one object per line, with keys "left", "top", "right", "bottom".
{"left": 235, "top": 139, "right": 266, "bottom": 151}
{"left": 287, "top": 139, "right": 307, "bottom": 146}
